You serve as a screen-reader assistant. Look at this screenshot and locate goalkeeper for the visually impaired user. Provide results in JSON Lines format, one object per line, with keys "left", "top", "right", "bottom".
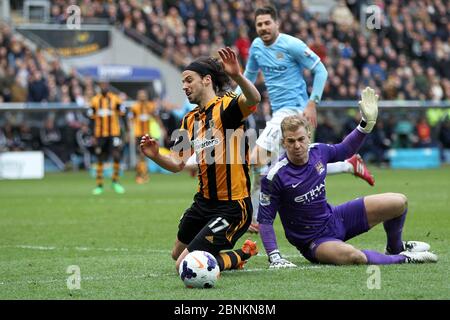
{"left": 258, "top": 87, "right": 437, "bottom": 268}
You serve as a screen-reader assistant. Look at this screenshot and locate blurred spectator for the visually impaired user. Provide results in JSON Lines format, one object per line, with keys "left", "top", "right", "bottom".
{"left": 40, "top": 115, "right": 69, "bottom": 169}
{"left": 234, "top": 26, "right": 251, "bottom": 65}
{"left": 18, "top": 122, "right": 39, "bottom": 150}
{"left": 1, "top": 120, "right": 22, "bottom": 151}
{"left": 392, "top": 119, "right": 417, "bottom": 148}
{"left": 438, "top": 117, "right": 450, "bottom": 149}
{"left": 159, "top": 100, "right": 179, "bottom": 148}
{"left": 0, "top": 127, "right": 7, "bottom": 152}
{"left": 316, "top": 115, "right": 339, "bottom": 144}
{"left": 415, "top": 116, "right": 433, "bottom": 147}
{"left": 75, "top": 123, "right": 95, "bottom": 170}
{"left": 27, "top": 71, "right": 49, "bottom": 102}
{"left": 370, "top": 121, "right": 392, "bottom": 166}
{"left": 331, "top": 0, "right": 354, "bottom": 28}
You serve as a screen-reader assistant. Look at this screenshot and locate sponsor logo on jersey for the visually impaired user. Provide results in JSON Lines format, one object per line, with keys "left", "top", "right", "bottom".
{"left": 315, "top": 161, "right": 325, "bottom": 175}
{"left": 260, "top": 65, "right": 288, "bottom": 73}
{"left": 97, "top": 109, "right": 113, "bottom": 117}
{"left": 294, "top": 183, "right": 325, "bottom": 204}
{"left": 191, "top": 138, "right": 220, "bottom": 152}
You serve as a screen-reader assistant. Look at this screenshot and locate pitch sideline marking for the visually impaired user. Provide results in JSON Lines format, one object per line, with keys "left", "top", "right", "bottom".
{"left": 1, "top": 244, "right": 304, "bottom": 259}
{"left": 0, "top": 265, "right": 326, "bottom": 286}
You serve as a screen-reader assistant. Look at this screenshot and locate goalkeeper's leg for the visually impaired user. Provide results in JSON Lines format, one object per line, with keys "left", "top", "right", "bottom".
{"left": 313, "top": 241, "right": 437, "bottom": 265}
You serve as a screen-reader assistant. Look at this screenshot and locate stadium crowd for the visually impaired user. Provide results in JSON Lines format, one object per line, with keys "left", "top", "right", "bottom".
{"left": 47, "top": 0, "right": 450, "bottom": 102}
{"left": 1, "top": 0, "right": 450, "bottom": 168}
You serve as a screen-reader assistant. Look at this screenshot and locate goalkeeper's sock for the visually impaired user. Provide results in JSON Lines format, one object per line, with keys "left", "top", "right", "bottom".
{"left": 326, "top": 161, "right": 353, "bottom": 175}
{"left": 384, "top": 208, "right": 407, "bottom": 254}
{"left": 96, "top": 162, "right": 103, "bottom": 187}
{"left": 215, "top": 250, "right": 247, "bottom": 271}
{"left": 362, "top": 250, "right": 406, "bottom": 264}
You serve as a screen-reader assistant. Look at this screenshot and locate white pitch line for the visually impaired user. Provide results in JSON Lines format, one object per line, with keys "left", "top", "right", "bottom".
{"left": 14, "top": 245, "right": 57, "bottom": 250}
{"left": 0, "top": 265, "right": 327, "bottom": 287}
{"left": 0, "top": 244, "right": 170, "bottom": 254}
{"left": 2, "top": 244, "right": 306, "bottom": 259}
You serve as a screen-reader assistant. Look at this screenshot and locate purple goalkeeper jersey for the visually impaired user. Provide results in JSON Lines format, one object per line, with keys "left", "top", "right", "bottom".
{"left": 257, "top": 128, "right": 367, "bottom": 248}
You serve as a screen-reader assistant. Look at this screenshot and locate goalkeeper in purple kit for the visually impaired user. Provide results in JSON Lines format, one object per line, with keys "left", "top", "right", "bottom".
{"left": 258, "top": 87, "right": 438, "bottom": 268}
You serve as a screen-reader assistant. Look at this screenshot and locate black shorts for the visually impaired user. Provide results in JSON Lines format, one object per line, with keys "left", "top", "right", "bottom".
{"left": 178, "top": 193, "right": 252, "bottom": 255}
{"left": 95, "top": 137, "right": 122, "bottom": 155}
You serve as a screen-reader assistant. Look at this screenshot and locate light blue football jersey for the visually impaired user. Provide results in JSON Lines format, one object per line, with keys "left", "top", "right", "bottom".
{"left": 244, "top": 33, "right": 321, "bottom": 112}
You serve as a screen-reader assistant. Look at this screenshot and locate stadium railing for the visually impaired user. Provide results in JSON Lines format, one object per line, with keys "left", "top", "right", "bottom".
{"left": 2, "top": 100, "right": 449, "bottom": 111}
{"left": 1, "top": 100, "right": 449, "bottom": 171}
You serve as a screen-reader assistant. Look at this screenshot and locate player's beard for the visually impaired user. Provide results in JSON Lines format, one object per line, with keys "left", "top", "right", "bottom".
{"left": 259, "top": 29, "right": 278, "bottom": 45}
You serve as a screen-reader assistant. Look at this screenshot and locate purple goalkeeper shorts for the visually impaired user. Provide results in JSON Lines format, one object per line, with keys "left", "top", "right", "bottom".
{"left": 299, "top": 197, "right": 370, "bottom": 263}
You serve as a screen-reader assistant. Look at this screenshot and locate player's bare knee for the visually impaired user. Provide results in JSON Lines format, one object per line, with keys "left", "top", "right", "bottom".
{"left": 392, "top": 193, "right": 408, "bottom": 215}
{"left": 347, "top": 251, "right": 367, "bottom": 265}
{"left": 399, "top": 193, "right": 408, "bottom": 211}
{"left": 171, "top": 249, "right": 180, "bottom": 261}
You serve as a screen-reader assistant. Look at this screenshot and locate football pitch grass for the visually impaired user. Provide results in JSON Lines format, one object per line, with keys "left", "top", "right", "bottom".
{"left": 0, "top": 167, "right": 448, "bottom": 300}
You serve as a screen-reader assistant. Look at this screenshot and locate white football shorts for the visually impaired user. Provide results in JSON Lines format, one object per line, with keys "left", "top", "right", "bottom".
{"left": 256, "top": 107, "right": 303, "bottom": 154}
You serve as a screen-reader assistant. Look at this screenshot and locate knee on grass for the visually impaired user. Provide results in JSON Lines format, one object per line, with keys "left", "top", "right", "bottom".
{"left": 338, "top": 250, "right": 368, "bottom": 265}
{"left": 172, "top": 249, "right": 181, "bottom": 261}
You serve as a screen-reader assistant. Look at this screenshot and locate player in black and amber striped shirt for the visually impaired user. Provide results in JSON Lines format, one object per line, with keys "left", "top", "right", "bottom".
{"left": 88, "top": 81, "right": 127, "bottom": 195}
{"left": 129, "top": 89, "right": 162, "bottom": 184}
{"left": 140, "top": 47, "right": 261, "bottom": 272}
{"left": 179, "top": 91, "right": 254, "bottom": 201}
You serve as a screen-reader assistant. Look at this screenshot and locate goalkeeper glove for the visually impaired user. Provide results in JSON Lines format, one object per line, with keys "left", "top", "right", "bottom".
{"left": 357, "top": 87, "right": 379, "bottom": 134}
{"left": 268, "top": 250, "right": 297, "bottom": 269}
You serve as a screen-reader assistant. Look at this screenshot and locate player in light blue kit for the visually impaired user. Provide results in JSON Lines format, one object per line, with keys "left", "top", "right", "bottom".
{"left": 239, "top": 5, "right": 375, "bottom": 233}
{"left": 257, "top": 87, "right": 437, "bottom": 268}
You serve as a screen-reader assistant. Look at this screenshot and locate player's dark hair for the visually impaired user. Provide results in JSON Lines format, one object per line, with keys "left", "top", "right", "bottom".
{"left": 184, "top": 56, "right": 231, "bottom": 96}
{"left": 255, "top": 5, "right": 278, "bottom": 21}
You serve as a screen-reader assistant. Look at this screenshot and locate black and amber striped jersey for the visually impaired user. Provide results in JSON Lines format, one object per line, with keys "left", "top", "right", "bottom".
{"left": 88, "top": 92, "right": 126, "bottom": 138}
{"left": 176, "top": 92, "right": 256, "bottom": 201}
{"left": 130, "top": 101, "right": 157, "bottom": 138}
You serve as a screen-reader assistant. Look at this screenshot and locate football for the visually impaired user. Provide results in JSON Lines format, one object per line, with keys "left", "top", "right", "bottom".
{"left": 178, "top": 251, "right": 220, "bottom": 288}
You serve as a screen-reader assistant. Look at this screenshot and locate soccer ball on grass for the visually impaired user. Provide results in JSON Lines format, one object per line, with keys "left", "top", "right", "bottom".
{"left": 178, "top": 250, "right": 220, "bottom": 288}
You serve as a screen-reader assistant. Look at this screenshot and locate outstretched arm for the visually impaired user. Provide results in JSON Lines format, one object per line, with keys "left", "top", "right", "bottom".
{"left": 259, "top": 224, "right": 297, "bottom": 269}
{"left": 218, "top": 47, "right": 261, "bottom": 108}
{"left": 140, "top": 134, "right": 189, "bottom": 173}
{"left": 258, "top": 176, "right": 297, "bottom": 269}
{"left": 234, "top": 43, "right": 259, "bottom": 95}
{"left": 327, "top": 87, "right": 379, "bottom": 162}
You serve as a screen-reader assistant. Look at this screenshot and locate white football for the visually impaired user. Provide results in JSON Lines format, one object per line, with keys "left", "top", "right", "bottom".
{"left": 178, "top": 250, "right": 220, "bottom": 288}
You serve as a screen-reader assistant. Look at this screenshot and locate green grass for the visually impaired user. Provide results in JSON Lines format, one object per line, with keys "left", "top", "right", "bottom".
{"left": 0, "top": 168, "right": 449, "bottom": 299}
